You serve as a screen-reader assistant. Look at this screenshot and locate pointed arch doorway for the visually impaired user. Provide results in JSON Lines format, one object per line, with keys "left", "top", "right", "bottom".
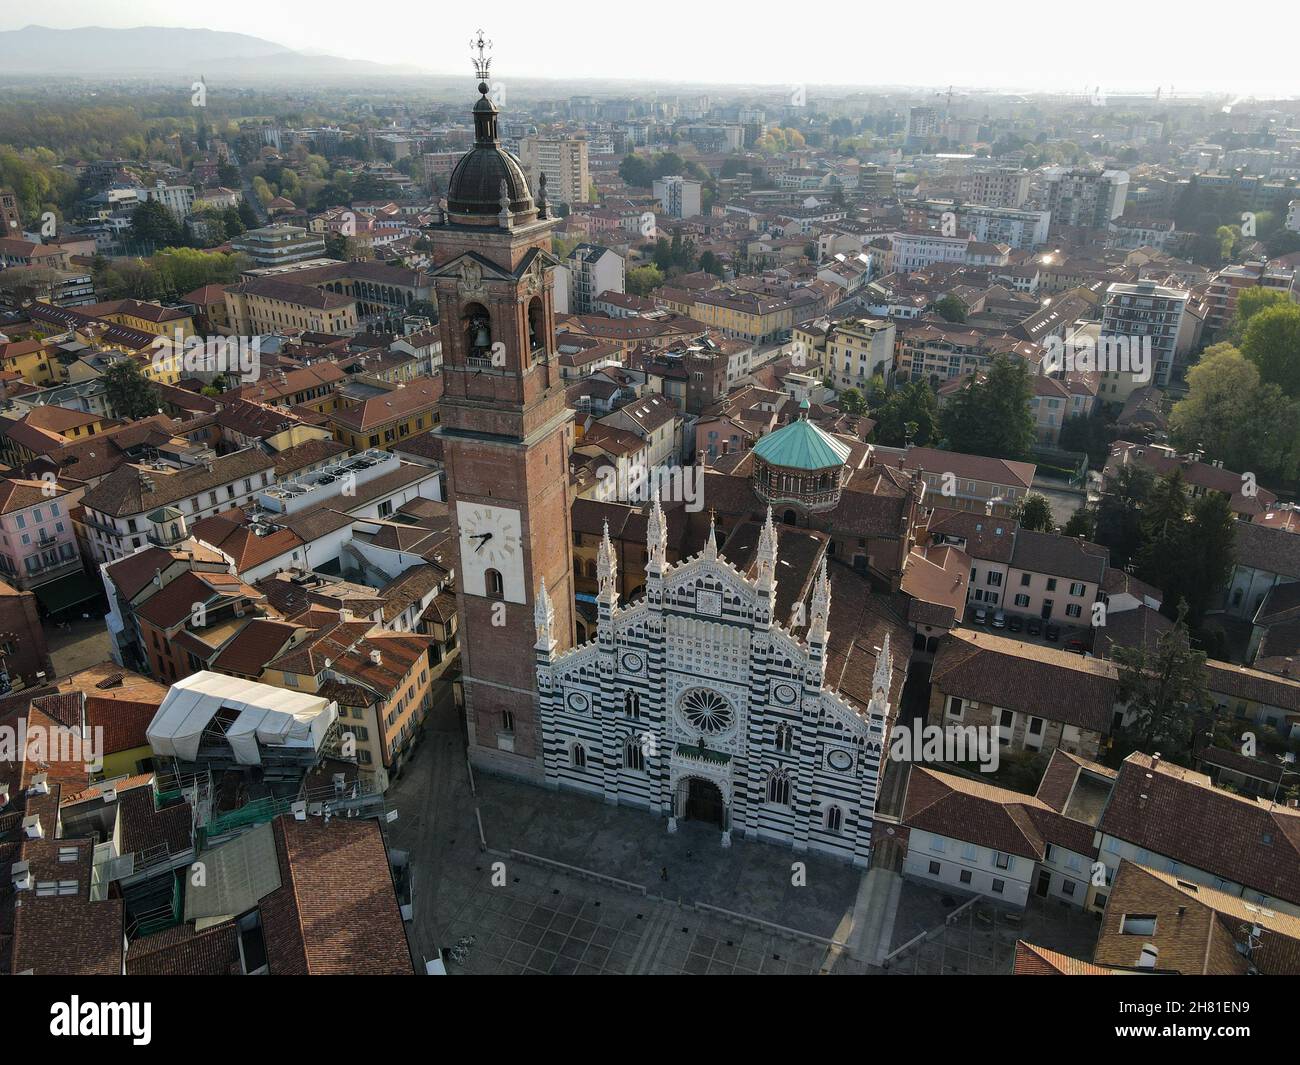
{"left": 680, "top": 777, "right": 727, "bottom": 828}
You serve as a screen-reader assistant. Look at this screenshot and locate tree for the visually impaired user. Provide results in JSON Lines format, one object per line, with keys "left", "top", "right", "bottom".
{"left": 626, "top": 264, "right": 664, "bottom": 297}
{"left": 1063, "top": 504, "right": 1096, "bottom": 539}
{"left": 104, "top": 358, "right": 162, "bottom": 420}
{"left": 1187, "top": 492, "right": 1236, "bottom": 625}
{"left": 1170, "top": 343, "right": 1300, "bottom": 483}
{"left": 1136, "top": 470, "right": 1194, "bottom": 617}
{"left": 872, "top": 381, "right": 938, "bottom": 447}
{"left": 130, "top": 199, "right": 182, "bottom": 248}
{"left": 939, "top": 355, "right": 1035, "bottom": 460}
{"left": 1095, "top": 462, "right": 1155, "bottom": 569}
{"left": 1242, "top": 303, "right": 1300, "bottom": 397}
{"left": 934, "top": 294, "right": 967, "bottom": 323}
{"left": 1015, "top": 493, "right": 1055, "bottom": 532}
{"left": 1058, "top": 409, "right": 1113, "bottom": 468}
{"left": 838, "top": 387, "right": 867, "bottom": 416}
{"left": 1229, "top": 287, "right": 1291, "bottom": 342}
{"left": 619, "top": 154, "right": 653, "bottom": 188}
{"left": 1112, "top": 602, "right": 1209, "bottom": 762}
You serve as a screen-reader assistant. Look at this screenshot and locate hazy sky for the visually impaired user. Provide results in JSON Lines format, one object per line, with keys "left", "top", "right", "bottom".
{"left": 6, "top": 0, "right": 1298, "bottom": 97}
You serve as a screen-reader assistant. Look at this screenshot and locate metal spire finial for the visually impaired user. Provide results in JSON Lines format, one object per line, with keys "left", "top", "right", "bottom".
{"left": 470, "top": 30, "right": 493, "bottom": 87}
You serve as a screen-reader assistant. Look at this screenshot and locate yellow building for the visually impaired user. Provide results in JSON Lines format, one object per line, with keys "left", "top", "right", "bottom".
{"left": 53, "top": 663, "right": 170, "bottom": 781}
{"left": 0, "top": 337, "right": 60, "bottom": 387}
{"left": 690, "top": 288, "right": 796, "bottom": 343}
{"left": 329, "top": 378, "right": 442, "bottom": 452}
{"left": 263, "top": 624, "right": 437, "bottom": 781}
{"left": 82, "top": 299, "right": 197, "bottom": 340}
{"left": 223, "top": 277, "right": 358, "bottom": 336}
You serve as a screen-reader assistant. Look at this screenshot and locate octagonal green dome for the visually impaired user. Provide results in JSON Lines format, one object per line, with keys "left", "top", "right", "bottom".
{"left": 752, "top": 418, "right": 851, "bottom": 471}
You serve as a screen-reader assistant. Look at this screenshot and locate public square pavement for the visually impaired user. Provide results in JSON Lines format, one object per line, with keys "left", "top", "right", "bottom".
{"left": 882, "top": 879, "right": 1101, "bottom": 975}
{"left": 46, "top": 617, "right": 114, "bottom": 679}
{"left": 383, "top": 689, "right": 877, "bottom": 974}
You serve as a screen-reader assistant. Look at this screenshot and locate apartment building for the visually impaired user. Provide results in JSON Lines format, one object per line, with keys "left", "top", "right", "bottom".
{"left": 798, "top": 316, "right": 896, "bottom": 390}
{"left": 80, "top": 448, "right": 278, "bottom": 564}
{"left": 1204, "top": 259, "right": 1297, "bottom": 336}
{"left": 223, "top": 277, "right": 358, "bottom": 336}
{"left": 908, "top": 200, "right": 1049, "bottom": 248}
{"left": 968, "top": 167, "right": 1031, "bottom": 209}
{"left": 555, "top": 243, "right": 625, "bottom": 315}
{"left": 141, "top": 181, "right": 196, "bottom": 220}
{"left": 0, "top": 478, "right": 82, "bottom": 591}
{"left": 930, "top": 629, "right": 1119, "bottom": 761}
{"left": 519, "top": 135, "right": 589, "bottom": 204}
{"left": 230, "top": 223, "right": 327, "bottom": 268}
{"left": 1044, "top": 168, "right": 1128, "bottom": 230}
{"left": 652, "top": 175, "right": 703, "bottom": 219}
{"left": 1100, "top": 279, "right": 1189, "bottom": 392}
{"left": 890, "top": 229, "right": 970, "bottom": 272}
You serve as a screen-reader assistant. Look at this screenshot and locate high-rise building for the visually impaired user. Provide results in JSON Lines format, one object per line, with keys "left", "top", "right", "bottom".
{"left": 1045, "top": 168, "right": 1128, "bottom": 230}
{"left": 968, "top": 167, "right": 1030, "bottom": 209}
{"left": 518, "top": 134, "right": 589, "bottom": 205}
{"left": 652, "top": 175, "right": 703, "bottom": 219}
{"left": 905, "top": 106, "right": 939, "bottom": 146}
{"left": 1100, "top": 280, "right": 1189, "bottom": 394}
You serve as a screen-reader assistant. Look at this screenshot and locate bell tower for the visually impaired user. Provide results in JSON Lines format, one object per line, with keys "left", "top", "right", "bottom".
{"left": 432, "top": 31, "right": 576, "bottom": 779}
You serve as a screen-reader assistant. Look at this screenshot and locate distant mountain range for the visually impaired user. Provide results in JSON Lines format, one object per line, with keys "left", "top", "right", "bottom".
{"left": 0, "top": 24, "right": 428, "bottom": 79}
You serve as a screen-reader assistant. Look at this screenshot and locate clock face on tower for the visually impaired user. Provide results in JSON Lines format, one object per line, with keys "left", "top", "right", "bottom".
{"left": 456, "top": 502, "right": 526, "bottom": 604}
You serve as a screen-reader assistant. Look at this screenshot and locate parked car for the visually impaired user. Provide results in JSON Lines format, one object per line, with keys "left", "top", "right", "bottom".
{"left": 1026, "top": 618, "right": 1042, "bottom": 637}
{"left": 1066, "top": 638, "right": 1088, "bottom": 654}
{"left": 1045, "top": 624, "right": 1061, "bottom": 642}
{"left": 1007, "top": 615, "right": 1023, "bottom": 633}
{"left": 973, "top": 607, "right": 988, "bottom": 625}
{"left": 991, "top": 610, "right": 1006, "bottom": 629}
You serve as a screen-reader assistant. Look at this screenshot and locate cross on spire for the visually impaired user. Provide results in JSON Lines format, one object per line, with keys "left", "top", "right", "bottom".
{"left": 470, "top": 29, "right": 493, "bottom": 87}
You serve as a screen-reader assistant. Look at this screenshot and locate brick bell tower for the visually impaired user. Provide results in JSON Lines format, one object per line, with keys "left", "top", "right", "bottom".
{"left": 430, "top": 31, "right": 576, "bottom": 779}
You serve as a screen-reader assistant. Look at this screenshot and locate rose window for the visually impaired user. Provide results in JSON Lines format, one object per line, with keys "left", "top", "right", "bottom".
{"left": 680, "top": 688, "right": 733, "bottom": 734}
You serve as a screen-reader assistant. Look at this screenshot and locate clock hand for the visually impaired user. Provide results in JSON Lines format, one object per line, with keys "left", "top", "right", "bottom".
{"left": 472, "top": 532, "right": 494, "bottom": 552}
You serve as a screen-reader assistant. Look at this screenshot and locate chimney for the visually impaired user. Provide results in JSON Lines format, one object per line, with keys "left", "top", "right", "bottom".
{"left": 369, "top": 648, "right": 382, "bottom": 666}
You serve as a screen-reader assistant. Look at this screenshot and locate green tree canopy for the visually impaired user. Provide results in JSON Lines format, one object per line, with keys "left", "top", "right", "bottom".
{"left": 934, "top": 294, "right": 967, "bottom": 323}
{"left": 104, "top": 358, "right": 163, "bottom": 420}
{"left": 1015, "top": 492, "right": 1055, "bottom": 532}
{"left": 939, "top": 355, "right": 1035, "bottom": 460}
{"left": 1112, "top": 602, "right": 1209, "bottom": 763}
{"left": 1241, "top": 303, "right": 1300, "bottom": 397}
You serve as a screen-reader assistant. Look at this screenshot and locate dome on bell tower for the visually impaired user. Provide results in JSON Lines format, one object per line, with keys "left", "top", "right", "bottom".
{"left": 444, "top": 32, "right": 538, "bottom": 226}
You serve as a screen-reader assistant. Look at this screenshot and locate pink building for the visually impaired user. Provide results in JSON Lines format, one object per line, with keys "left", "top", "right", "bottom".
{"left": 0, "top": 478, "right": 83, "bottom": 591}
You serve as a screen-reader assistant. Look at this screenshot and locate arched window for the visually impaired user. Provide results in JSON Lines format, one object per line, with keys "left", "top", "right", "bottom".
{"left": 775, "top": 723, "right": 793, "bottom": 752}
{"left": 571, "top": 743, "right": 587, "bottom": 769}
{"left": 625, "top": 691, "right": 640, "bottom": 718}
{"left": 527, "top": 296, "right": 545, "bottom": 353}
{"left": 463, "top": 302, "right": 491, "bottom": 361}
{"left": 766, "top": 770, "right": 791, "bottom": 805}
{"left": 625, "top": 737, "right": 645, "bottom": 771}
{"left": 586, "top": 559, "right": 598, "bottom": 579}
{"left": 825, "top": 805, "right": 843, "bottom": 832}
{"left": 486, "top": 568, "right": 504, "bottom": 599}
{"left": 783, "top": 509, "right": 797, "bottom": 526}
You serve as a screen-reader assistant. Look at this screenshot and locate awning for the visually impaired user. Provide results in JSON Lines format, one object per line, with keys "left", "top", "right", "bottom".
{"left": 32, "top": 571, "right": 103, "bottom": 614}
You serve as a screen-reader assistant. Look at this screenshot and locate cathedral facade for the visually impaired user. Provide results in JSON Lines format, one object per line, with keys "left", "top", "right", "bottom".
{"left": 534, "top": 501, "right": 891, "bottom": 866}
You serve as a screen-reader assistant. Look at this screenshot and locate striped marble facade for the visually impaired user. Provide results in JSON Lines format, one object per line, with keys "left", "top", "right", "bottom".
{"left": 534, "top": 501, "right": 889, "bottom": 866}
